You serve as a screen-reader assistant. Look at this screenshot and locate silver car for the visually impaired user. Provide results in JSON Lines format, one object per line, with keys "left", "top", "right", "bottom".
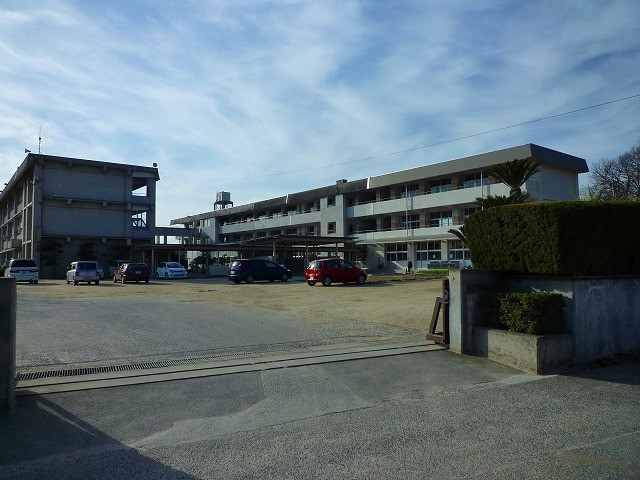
{"left": 66, "top": 261, "right": 101, "bottom": 285}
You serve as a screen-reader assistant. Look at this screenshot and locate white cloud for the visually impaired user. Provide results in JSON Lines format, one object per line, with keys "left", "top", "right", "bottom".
{"left": 0, "top": 0, "right": 638, "bottom": 223}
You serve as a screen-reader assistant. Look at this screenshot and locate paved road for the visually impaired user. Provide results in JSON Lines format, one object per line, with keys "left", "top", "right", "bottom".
{"left": 15, "top": 280, "right": 425, "bottom": 369}
{"left": 1, "top": 351, "right": 639, "bottom": 479}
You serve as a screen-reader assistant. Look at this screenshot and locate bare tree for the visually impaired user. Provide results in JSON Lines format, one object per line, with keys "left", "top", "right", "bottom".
{"left": 589, "top": 139, "right": 640, "bottom": 200}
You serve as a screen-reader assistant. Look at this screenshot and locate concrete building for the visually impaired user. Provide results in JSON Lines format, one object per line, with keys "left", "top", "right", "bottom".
{"left": 171, "top": 144, "right": 588, "bottom": 273}
{"left": 0, "top": 153, "right": 159, "bottom": 277}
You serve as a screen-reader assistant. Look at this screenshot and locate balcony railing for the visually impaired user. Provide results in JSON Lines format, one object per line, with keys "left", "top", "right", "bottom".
{"left": 218, "top": 207, "right": 320, "bottom": 227}
{"left": 348, "top": 221, "right": 463, "bottom": 236}
{"left": 346, "top": 179, "right": 499, "bottom": 207}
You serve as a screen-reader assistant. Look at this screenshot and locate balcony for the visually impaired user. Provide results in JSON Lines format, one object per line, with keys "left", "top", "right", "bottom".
{"left": 218, "top": 209, "right": 322, "bottom": 234}
{"left": 346, "top": 181, "right": 509, "bottom": 218}
{"left": 351, "top": 224, "right": 462, "bottom": 243}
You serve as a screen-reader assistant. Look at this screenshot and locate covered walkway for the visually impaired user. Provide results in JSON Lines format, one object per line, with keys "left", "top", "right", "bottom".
{"left": 134, "top": 235, "right": 365, "bottom": 274}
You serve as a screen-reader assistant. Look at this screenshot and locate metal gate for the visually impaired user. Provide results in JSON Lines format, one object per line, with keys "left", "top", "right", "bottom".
{"left": 427, "top": 278, "right": 449, "bottom": 345}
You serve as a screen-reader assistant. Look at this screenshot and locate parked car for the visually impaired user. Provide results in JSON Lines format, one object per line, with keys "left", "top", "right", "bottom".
{"left": 156, "top": 261, "right": 187, "bottom": 279}
{"left": 66, "top": 261, "right": 101, "bottom": 285}
{"left": 113, "top": 262, "right": 150, "bottom": 284}
{"left": 108, "top": 259, "right": 129, "bottom": 278}
{"left": 4, "top": 258, "right": 39, "bottom": 283}
{"left": 228, "top": 259, "right": 292, "bottom": 284}
{"left": 305, "top": 258, "right": 367, "bottom": 286}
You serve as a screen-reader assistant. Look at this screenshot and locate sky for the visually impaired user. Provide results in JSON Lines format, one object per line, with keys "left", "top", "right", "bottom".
{"left": 1, "top": 0, "right": 639, "bottom": 225}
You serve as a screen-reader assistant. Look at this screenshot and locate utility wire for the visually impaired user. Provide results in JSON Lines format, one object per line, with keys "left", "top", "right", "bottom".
{"left": 185, "top": 93, "right": 640, "bottom": 181}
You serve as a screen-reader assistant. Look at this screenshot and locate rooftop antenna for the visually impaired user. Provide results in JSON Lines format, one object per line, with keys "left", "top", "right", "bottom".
{"left": 38, "top": 127, "right": 42, "bottom": 155}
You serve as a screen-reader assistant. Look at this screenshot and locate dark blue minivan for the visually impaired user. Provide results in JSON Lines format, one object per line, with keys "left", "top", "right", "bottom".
{"left": 228, "top": 259, "right": 292, "bottom": 284}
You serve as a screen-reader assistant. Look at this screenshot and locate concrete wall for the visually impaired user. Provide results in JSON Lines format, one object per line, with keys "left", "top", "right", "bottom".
{"left": 508, "top": 275, "right": 640, "bottom": 364}
{"left": 0, "top": 278, "right": 16, "bottom": 409}
{"left": 449, "top": 270, "right": 640, "bottom": 367}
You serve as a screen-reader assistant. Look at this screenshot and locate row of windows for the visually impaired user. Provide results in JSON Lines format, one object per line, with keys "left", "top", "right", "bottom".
{"left": 385, "top": 241, "right": 469, "bottom": 262}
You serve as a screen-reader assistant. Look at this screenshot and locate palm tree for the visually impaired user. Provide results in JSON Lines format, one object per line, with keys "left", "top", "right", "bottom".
{"left": 485, "top": 157, "right": 542, "bottom": 196}
{"left": 474, "top": 191, "right": 531, "bottom": 208}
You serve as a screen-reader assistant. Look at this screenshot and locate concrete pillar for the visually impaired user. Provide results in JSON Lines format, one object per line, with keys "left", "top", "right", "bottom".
{"left": 448, "top": 270, "right": 504, "bottom": 354}
{"left": 0, "top": 278, "right": 16, "bottom": 409}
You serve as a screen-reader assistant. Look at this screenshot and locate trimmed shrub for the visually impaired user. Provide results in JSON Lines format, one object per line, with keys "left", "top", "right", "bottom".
{"left": 415, "top": 269, "right": 449, "bottom": 276}
{"left": 483, "top": 292, "right": 565, "bottom": 334}
{"left": 464, "top": 201, "right": 640, "bottom": 275}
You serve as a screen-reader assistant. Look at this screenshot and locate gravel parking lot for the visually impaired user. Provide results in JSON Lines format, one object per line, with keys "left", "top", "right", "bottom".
{"left": 15, "top": 275, "right": 444, "bottom": 369}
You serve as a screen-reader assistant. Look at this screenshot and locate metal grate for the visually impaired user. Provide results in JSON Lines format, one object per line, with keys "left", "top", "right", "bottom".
{"left": 16, "top": 337, "right": 422, "bottom": 382}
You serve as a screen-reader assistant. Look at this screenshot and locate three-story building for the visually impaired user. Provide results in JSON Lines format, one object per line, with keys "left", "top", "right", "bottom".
{"left": 171, "top": 144, "right": 588, "bottom": 272}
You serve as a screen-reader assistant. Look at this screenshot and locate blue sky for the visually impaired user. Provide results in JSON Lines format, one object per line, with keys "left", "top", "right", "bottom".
{"left": 1, "top": 0, "right": 639, "bottom": 225}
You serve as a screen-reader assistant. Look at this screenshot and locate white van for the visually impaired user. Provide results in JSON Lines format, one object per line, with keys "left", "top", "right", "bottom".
{"left": 4, "top": 258, "right": 39, "bottom": 283}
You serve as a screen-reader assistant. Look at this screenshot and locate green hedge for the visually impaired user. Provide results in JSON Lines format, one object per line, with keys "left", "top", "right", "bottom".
{"left": 464, "top": 201, "right": 640, "bottom": 275}
{"left": 483, "top": 292, "right": 565, "bottom": 334}
{"left": 415, "top": 269, "right": 450, "bottom": 276}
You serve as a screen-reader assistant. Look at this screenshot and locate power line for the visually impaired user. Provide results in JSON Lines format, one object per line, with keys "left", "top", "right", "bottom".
{"left": 191, "top": 93, "right": 640, "bottom": 181}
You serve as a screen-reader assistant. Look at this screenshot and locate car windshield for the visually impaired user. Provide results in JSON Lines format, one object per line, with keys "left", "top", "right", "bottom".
{"left": 167, "top": 262, "right": 183, "bottom": 268}
{"left": 78, "top": 262, "right": 97, "bottom": 270}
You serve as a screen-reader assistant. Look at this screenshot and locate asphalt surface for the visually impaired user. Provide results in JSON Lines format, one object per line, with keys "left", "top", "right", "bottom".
{"left": 1, "top": 350, "right": 639, "bottom": 479}
{"left": 15, "top": 281, "right": 424, "bottom": 370}
{"left": 4, "top": 278, "right": 640, "bottom": 478}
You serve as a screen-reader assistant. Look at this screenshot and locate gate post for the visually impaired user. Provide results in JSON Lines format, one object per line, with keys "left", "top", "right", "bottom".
{"left": 0, "top": 278, "right": 16, "bottom": 409}
{"left": 427, "top": 278, "right": 450, "bottom": 345}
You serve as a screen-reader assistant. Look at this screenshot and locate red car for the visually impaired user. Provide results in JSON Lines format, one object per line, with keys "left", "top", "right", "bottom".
{"left": 113, "top": 262, "right": 150, "bottom": 284}
{"left": 305, "top": 258, "right": 367, "bottom": 286}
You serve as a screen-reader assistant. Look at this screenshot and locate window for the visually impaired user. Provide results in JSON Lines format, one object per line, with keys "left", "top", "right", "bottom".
{"left": 449, "top": 240, "right": 470, "bottom": 260}
{"left": 429, "top": 210, "right": 453, "bottom": 227}
{"left": 400, "top": 214, "right": 420, "bottom": 229}
{"left": 400, "top": 184, "right": 420, "bottom": 198}
{"left": 132, "top": 212, "right": 147, "bottom": 228}
{"left": 429, "top": 178, "right": 452, "bottom": 193}
{"left": 286, "top": 228, "right": 297, "bottom": 235}
{"left": 462, "top": 172, "right": 488, "bottom": 189}
{"left": 463, "top": 207, "right": 481, "bottom": 219}
{"left": 385, "top": 243, "right": 408, "bottom": 261}
{"left": 327, "top": 196, "right": 335, "bottom": 206}
{"left": 327, "top": 222, "right": 336, "bottom": 234}
{"left": 417, "top": 241, "right": 442, "bottom": 261}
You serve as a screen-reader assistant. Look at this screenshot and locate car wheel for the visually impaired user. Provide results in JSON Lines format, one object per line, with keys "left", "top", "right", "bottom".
{"left": 95, "top": 280, "right": 100, "bottom": 285}
{"left": 34, "top": 281, "right": 38, "bottom": 284}
{"left": 322, "top": 276, "right": 332, "bottom": 287}
{"left": 281, "top": 274, "right": 289, "bottom": 282}
{"left": 233, "top": 280, "right": 240, "bottom": 284}
{"left": 88, "top": 281, "right": 92, "bottom": 285}
{"left": 73, "top": 280, "right": 78, "bottom": 285}
{"left": 145, "top": 279, "right": 149, "bottom": 284}
{"left": 121, "top": 277, "right": 126, "bottom": 284}
{"left": 245, "top": 274, "right": 254, "bottom": 284}
{"left": 356, "top": 275, "right": 366, "bottom": 285}
{"left": 307, "top": 281, "right": 316, "bottom": 286}
{"left": 269, "top": 279, "right": 275, "bottom": 282}
{"left": 66, "top": 280, "right": 70, "bottom": 284}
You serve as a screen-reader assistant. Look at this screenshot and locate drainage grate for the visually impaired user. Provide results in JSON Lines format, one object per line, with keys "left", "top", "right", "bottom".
{"left": 15, "top": 343, "right": 333, "bottom": 382}
{"left": 16, "top": 337, "right": 422, "bottom": 382}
